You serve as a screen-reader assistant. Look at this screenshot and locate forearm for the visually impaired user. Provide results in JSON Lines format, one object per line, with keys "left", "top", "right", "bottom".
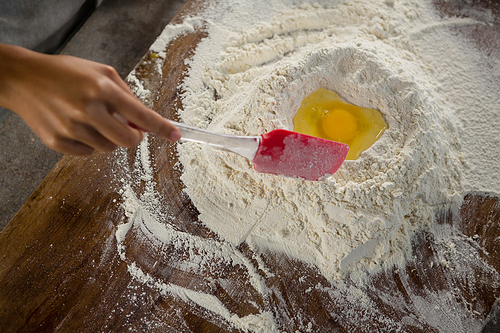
{"left": 0, "top": 43, "right": 38, "bottom": 112}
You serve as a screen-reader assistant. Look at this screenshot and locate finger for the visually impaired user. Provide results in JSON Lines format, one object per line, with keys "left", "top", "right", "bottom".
{"left": 111, "top": 112, "right": 144, "bottom": 131}
{"left": 96, "top": 63, "right": 140, "bottom": 102}
{"left": 85, "top": 102, "right": 144, "bottom": 148}
{"left": 107, "top": 87, "right": 181, "bottom": 142}
{"left": 102, "top": 65, "right": 136, "bottom": 96}
{"left": 52, "top": 138, "right": 95, "bottom": 156}
{"left": 70, "top": 123, "right": 119, "bottom": 152}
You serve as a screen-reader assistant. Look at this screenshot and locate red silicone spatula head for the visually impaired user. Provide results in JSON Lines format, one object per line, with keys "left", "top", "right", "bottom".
{"left": 252, "top": 129, "right": 349, "bottom": 181}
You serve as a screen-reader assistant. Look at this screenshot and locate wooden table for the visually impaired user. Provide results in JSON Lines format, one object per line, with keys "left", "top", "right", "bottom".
{"left": 1, "top": 1, "right": 499, "bottom": 332}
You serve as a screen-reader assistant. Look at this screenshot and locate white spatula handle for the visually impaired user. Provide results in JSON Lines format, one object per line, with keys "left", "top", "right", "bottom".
{"left": 170, "top": 121, "right": 261, "bottom": 161}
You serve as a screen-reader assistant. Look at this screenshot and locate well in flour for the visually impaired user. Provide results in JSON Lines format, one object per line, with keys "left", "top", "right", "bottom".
{"left": 177, "top": 3, "right": 464, "bottom": 281}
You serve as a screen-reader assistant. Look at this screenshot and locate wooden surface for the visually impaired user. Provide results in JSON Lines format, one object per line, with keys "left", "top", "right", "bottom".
{"left": 1, "top": 1, "right": 500, "bottom": 332}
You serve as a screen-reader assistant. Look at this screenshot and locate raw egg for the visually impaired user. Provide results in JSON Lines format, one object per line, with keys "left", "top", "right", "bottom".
{"left": 293, "top": 89, "right": 387, "bottom": 160}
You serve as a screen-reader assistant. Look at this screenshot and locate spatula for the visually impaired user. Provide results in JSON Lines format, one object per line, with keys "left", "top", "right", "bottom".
{"left": 171, "top": 121, "right": 349, "bottom": 181}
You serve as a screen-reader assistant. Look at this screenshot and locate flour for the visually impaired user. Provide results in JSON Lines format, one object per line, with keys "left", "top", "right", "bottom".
{"left": 177, "top": 0, "right": 468, "bottom": 281}
{"left": 114, "top": 137, "right": 278, "bottom": 331}
{"left": 150, "top": 16, "right": 204, "bottom": 73}
{"left": 126, "top": 262, "right": 277, "bottom": 333}
{"left": 115, "top": 0, "right": 500, "bottom": 331}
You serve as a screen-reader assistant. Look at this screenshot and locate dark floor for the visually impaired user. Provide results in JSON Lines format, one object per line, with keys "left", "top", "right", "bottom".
{"left": 0, "top": 0, "right": 186, "bottom": 230}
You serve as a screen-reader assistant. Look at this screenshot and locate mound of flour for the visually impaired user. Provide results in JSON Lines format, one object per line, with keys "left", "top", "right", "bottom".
{"left": 177, "top": 1, "right": 466, "bottom": 280}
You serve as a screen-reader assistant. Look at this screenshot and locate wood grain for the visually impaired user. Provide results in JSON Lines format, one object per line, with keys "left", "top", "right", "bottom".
{"left": 1, "top": 1, "right": 499, "bottom": 332}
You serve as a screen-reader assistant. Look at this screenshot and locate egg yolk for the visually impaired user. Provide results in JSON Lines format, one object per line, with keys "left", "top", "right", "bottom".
{"left": 293, "top": 89, "right": 387, "bottom": 160}
{"left": 321, "top": 109, "right": 358, "bottom": 141}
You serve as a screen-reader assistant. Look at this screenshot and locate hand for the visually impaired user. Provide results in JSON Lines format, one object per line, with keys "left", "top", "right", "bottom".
{"left": 0, "top": 44, "right": 181, "bottom": 155}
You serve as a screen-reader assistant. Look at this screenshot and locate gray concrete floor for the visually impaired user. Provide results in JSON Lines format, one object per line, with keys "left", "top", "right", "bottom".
{"left": 0, "top": 0, "right": 187, "bottom": 230}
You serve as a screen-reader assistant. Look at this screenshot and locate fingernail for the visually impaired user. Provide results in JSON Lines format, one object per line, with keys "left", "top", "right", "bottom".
{"left": 170, "top": 130, "right": 181, "bottom": 142}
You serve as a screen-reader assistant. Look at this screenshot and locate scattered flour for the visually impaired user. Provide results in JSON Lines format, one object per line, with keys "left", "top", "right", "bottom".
{"left": 126, "top": 262, "right": 277, "bottom": 333}
{"left": 115, "top": 136, "right": 277, "bottom": 332}
{"left": 117, "top": 0, "right": 500, "bottom": 331}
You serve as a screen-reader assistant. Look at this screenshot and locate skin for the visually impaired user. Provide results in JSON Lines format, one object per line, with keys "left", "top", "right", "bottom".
{"left": 0, "top": 43, "right": 181, "bottom": 156}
